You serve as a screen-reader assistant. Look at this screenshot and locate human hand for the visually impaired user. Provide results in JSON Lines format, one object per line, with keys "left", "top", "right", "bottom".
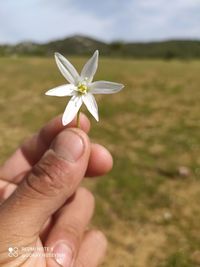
{"left": 0, "top": 114, "right": 113, "bottom": 267}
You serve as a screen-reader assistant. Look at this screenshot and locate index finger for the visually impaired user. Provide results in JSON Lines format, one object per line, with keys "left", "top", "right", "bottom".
{"left": 0, "top": 113, "right": 90, "bottom": 183}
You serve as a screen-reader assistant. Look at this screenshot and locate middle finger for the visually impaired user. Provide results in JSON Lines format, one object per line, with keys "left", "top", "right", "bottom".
{"left": 45, "top": 187, "right": 95, "bottom": 267}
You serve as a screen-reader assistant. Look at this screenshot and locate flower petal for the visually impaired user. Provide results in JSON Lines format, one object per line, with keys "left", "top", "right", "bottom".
{"left": 82, "top": 93, "right": 99, "bottom": 121}
{"left": 45, "top": 84, "right": 75, "bottom": 97}
{"left": 81, "top": 50, "right": 99, "bottom": 83}
{"left": 55, "top": 52, "right": 80, "bottom": 85}
{"left": 90, "top": 81, "right": 124, "bottom": 94}
{"left": 62, "top": 95, "right": 82, "bottom": 126}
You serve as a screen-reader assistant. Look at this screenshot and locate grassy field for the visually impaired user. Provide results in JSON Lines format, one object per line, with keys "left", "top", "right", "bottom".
{"left": 0, "top": 56, "right": 200, "bottom": 267}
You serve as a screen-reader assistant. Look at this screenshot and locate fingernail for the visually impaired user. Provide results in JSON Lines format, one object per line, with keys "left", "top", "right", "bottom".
{"left": 53, "top": 130, "right": 84, "bottom": 162}
{"left": 53, "top": 243, "right": 73, "bottom": 267}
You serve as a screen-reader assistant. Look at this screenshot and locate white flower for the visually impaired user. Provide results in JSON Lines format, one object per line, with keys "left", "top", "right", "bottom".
{"left": 45, "top": 50, "right": 124, "bottom": 126}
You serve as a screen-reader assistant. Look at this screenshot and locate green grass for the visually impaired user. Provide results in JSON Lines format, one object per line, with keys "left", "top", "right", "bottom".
{"left": 158, "top": 252, "right": 192, "bottom": 267}
{"left": 0, "top": 56, "right": 200, "bottom": 266}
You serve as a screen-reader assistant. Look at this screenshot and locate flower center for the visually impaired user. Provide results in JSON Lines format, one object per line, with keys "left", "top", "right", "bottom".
{"left": 77, "top": 82, "right": 88, "bottom": 94}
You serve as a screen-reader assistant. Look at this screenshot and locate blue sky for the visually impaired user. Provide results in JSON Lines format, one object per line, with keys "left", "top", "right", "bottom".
{"left": 1, "top": 0, "right": 200, "bottom": 44}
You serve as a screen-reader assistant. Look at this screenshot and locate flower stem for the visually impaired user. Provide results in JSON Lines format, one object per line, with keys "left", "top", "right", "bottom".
{"left": 77, "top": 110, "right": 81, "bottom": 128}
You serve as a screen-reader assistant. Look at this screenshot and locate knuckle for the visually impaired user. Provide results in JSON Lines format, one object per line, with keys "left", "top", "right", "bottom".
{"left": 26, "top": 150, "right": 71, "bottom": 197}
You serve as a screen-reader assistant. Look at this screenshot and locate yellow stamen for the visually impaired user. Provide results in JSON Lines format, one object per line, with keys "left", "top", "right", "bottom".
{"left": 77, "top": 83, "right": 88, "bottom": 94}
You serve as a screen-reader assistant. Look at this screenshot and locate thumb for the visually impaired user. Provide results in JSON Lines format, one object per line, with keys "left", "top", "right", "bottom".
{"left": 0, "top": 128, "right": 90, "bottom": 235}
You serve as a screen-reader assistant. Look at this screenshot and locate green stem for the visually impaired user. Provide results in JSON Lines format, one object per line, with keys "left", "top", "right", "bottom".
{"left": 77, "top": 110, "right": 81, "bottom": 128}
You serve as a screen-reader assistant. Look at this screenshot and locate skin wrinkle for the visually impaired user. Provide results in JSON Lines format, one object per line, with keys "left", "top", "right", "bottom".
{"left": 0, "top": 191, "right": 42, "bottom": 236}
{"left": 26, "top": 149, "right": 72, "bottom": 197}
{"left": 0, "top": 256, "right": 28, "bottom": 267}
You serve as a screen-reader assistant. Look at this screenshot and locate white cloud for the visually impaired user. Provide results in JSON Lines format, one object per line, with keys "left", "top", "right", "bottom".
{"left": 0, "top": 0, "right": 200, "bottom": 43}
{"left": 176, "top": 0, "right": 200, "bottom": 8}
{"left": 109, "top": 0, "right": 200, "bottom": 41}
{"left": 0, "top": 0, "right": 112, "bottom": 44}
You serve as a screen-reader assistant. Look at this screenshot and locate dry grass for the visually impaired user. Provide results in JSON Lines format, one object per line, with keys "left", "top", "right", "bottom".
{"left": 0, "top": 56, "right": 200, "bottom": 266}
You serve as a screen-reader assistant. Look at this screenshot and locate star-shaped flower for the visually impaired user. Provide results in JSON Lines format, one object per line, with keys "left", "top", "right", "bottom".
{"left": 45, "top": 50, "right": 124, "bottom": 126}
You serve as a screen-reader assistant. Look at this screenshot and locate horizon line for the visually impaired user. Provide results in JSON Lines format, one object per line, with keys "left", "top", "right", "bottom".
{"left": 1, "top": 34, "right": 200, "bottom": 46}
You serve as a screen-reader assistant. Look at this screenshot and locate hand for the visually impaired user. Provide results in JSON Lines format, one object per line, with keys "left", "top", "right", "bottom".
{"left": 0, "top": 114, "right": 113, "bottom": 267}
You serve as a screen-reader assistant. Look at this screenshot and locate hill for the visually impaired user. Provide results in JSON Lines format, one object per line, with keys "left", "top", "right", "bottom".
{"left": 1, "top": 35, "right": 200, "bottom": 59}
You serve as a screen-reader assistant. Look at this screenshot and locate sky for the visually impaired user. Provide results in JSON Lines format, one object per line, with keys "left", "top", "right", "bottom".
{"left": 0, "top": 0, "right": 200, "bottom": 44}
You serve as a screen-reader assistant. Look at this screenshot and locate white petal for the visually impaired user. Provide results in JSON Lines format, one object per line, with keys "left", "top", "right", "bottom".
{"left": 62, "top": 95, "right": 82, "bottom": 126}
{"left": 45, "top": 84, "right": 75, "bottom": 97}
{"left": 81, "top": 50, "right": 99, "bottom": 83}
{"left": 55, "top": 52, "right": 80, "bottom": 85}
{"left": 90, "top": 81, "right": 124, "bottom": 94}
{"left": 82, "top": 93, "right": 99, "bottom": 121}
